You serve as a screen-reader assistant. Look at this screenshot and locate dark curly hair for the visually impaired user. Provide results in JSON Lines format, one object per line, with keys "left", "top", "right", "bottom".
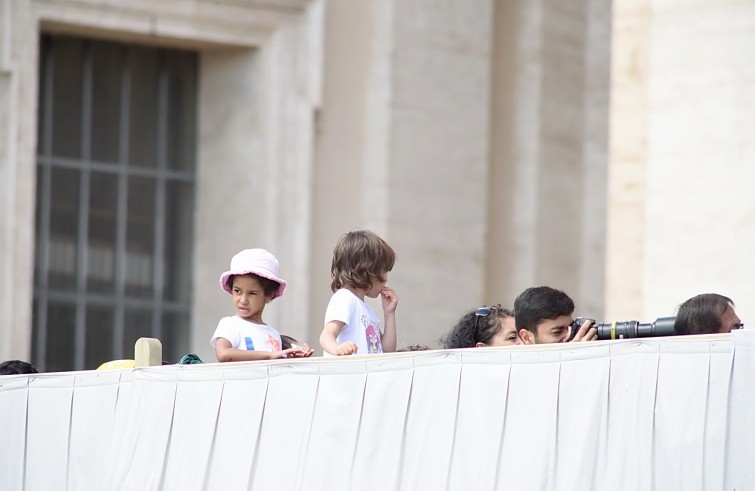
{"left": 442, "top": 305, "right": 515, "bottom": 349}
{"left": 396, "top": 344, "right": 432, "bottom": 352}
{"left": 330, "top": 230, "right": 396, "bottom": 292}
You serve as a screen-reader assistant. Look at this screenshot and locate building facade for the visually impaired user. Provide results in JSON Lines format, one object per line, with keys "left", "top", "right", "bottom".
{"left": 0, "top": 0, "right": 752, "bottom": 368}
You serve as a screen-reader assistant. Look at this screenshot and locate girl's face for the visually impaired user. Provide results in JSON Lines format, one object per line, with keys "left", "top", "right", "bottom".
{"left": 364, "top": 272, "right": 388, "bottom": 298}
{"left": 482, "top": 316, "right": 522, "bottom": 346}
{"left": 231, "top": 275, "right": 272, "bottom": 323}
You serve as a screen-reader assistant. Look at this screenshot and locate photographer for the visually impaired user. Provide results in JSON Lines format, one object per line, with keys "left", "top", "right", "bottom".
{"left": 674, "top": 293, "right": 743, "bottom": 335}
{"left": 513, "top": 286, "right": 597, "bottom": 344}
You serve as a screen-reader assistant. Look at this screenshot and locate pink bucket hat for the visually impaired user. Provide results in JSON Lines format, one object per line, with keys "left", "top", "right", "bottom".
{"left": 219, "top": 249, "right": 287, "bottom": 299}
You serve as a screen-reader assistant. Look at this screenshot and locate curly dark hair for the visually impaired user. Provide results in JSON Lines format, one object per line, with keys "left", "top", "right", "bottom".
{"left": 396, "top": 344, "right": 432, "bottom": 352}
{"left": 330, "top": 230, "right": 397, "bottom": 292}
{"left": 442, "top": 305, "right": 515, "bottom": 349}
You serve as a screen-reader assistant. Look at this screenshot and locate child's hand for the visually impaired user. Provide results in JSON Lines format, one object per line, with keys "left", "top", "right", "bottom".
{"left": 270, "top": 348, "right": 297, "bottom": 359}
{"left": 381, "top": 287, "right": 398, "bottom": 314}
{"left": 335, "top": 341, "right": 358, "bottom": 356}
{"left": 288, "top": 343, "right": 315, "bottom": 358}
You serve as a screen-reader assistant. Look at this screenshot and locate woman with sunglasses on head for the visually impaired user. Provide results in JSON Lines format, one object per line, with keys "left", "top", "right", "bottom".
{"left": 442, "top": 304, "right": 522, "bottom": 349}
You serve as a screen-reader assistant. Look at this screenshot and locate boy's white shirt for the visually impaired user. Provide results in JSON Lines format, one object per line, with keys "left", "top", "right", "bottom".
{"left": 210, "top": 315, "right": 283, "bottom": 352}
{"left": 323, "top": 288, "right": 383, "bottom": 356}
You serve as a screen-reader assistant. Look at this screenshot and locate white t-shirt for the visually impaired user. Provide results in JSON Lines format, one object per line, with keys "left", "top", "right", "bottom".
{"left": 323, "top": 288, "right": 382, "bottom": 356}
{"left": 210, "top": 315, "right": 283, "bottom": 353}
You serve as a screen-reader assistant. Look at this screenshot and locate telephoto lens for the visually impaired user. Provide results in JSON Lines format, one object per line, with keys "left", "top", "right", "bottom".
{"left": 569, "top": 317, "right": 677, "bottom": 341}
{"left": 595, "top": 316, "right": 676, "bottom": 340}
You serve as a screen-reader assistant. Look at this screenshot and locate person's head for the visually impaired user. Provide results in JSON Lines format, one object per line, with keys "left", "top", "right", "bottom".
{"left": 443, "top": 305, "right": 520, "bottom": 349}
{"left": 219, "top": 249, "right": 287, "bottom": 321}
{"left": 674, "top": 293, "right": 743, "bottom": 335}
{"left": 396, "top": 344, "right": 433, "bottom": 352}
{"left": 514, "top": 286, "right": 575, "bottom": 344}
{"left": 0, "top": 360, "right": 38, "bottom": 375}
{"left": 280, "top": 334, "right": 303, "bottom": 350}
{"left": 330, "top": 230, "right": 397, "bottom": 297}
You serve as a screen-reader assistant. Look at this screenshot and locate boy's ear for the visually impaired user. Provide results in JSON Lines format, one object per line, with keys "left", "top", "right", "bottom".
{"left": 475, "top": 341, "right": 487, "bottom": 348}
{"left": 519, "top": 329, "right": 535, "bottom": 345}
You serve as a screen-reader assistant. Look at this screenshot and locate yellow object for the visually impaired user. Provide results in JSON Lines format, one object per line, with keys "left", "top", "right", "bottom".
{"left": 97, "top": 359, "right": 136, "bottom": 371}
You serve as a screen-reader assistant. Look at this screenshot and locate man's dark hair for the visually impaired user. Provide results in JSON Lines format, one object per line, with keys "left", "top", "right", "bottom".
{"left": 0, "top": 360, "right": 38, "bottom": 375}
{"left": 514, "top": 286, "right": 575, "bottom": 333}
{"left": 674, "top": 293, "right": 734, "bottom": 335}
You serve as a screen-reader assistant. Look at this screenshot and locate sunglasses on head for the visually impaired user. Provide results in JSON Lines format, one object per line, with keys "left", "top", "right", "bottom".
{"left": 474, "top": 304, "right": 502, "bottom": 333}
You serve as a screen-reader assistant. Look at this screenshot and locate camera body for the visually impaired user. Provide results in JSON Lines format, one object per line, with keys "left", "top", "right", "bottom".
{"left": 568, "top": 316, "right": 676, "bottom": 341}
{"left": 567, "top": 317, "right": 595, "bottom": 342}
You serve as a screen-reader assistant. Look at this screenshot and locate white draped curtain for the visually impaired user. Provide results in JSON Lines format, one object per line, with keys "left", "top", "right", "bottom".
{"left": 1, "top": 331, "right": 753, "bottom": 490}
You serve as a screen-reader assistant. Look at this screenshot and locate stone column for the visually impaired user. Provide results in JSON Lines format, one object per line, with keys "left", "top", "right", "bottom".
{"left": 605, "top": 0, "right": 650, "bottom": 320}
{"left": 487, "top": 0, "right": 611, "bottom": 317}
{"left": 308, "top": 0, "right": 379, "bottom": 333}
{"left": 621, "top": 0, "right": 755, "bottom": 321}
{"left": 309, "top": 0, "right": 495, "bottom": 348}
{"left": 0, "top": 0, "right": 37, "bottom": 361}
{"left": 387, "top": 0, "right": 495, "bottom": 345}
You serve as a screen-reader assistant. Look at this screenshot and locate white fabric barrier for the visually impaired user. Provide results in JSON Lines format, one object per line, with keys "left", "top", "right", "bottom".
{"left": 1, "top": 331, "right": 753, "bottom": 490}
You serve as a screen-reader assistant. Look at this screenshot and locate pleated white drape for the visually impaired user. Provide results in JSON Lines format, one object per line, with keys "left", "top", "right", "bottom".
{"left": 1, "top": 331, "right": 753, "bottom": 490}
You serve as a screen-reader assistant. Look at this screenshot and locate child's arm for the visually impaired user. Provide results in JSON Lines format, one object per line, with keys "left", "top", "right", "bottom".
{"left": 320, "top": 321, "right": 358, "bottom": 356}
{"left": 215, "top": 337, "right": 296, "bottom": 362}
{"left": 380, "top": 287, "right": 398, "bottom": 352}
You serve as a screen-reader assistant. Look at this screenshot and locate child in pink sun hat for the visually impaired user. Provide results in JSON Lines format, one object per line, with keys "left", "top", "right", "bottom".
{"left": 211, "top": 248, "right": 313, "bottom": 362}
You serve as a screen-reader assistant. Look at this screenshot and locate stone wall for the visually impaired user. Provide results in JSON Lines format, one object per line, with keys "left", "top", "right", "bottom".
{"left": 4, "top": 0, "right": 750, "bottom": 363}
{"left": 607, "top": 0, "right": 755, "bottom": 323}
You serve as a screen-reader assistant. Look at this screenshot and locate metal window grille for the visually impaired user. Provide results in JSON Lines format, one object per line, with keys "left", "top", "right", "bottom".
{"left": 33, "top": 35, "right": 197, "bottom": 372}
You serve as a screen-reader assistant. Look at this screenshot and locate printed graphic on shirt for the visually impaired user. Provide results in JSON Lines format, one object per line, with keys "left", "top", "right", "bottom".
{"left": 266, "top": 334, "right": 281, "bottom": 352}
{"left": 245, "top": 337, "right": 254, "bottom": 350}
{"left": 362, "top": 314, "right": 383, "bottom": 354}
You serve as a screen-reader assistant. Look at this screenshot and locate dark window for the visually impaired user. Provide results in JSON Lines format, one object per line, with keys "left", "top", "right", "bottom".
{"left": 33, "top": 35, "right": 197, "bottom": 372}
